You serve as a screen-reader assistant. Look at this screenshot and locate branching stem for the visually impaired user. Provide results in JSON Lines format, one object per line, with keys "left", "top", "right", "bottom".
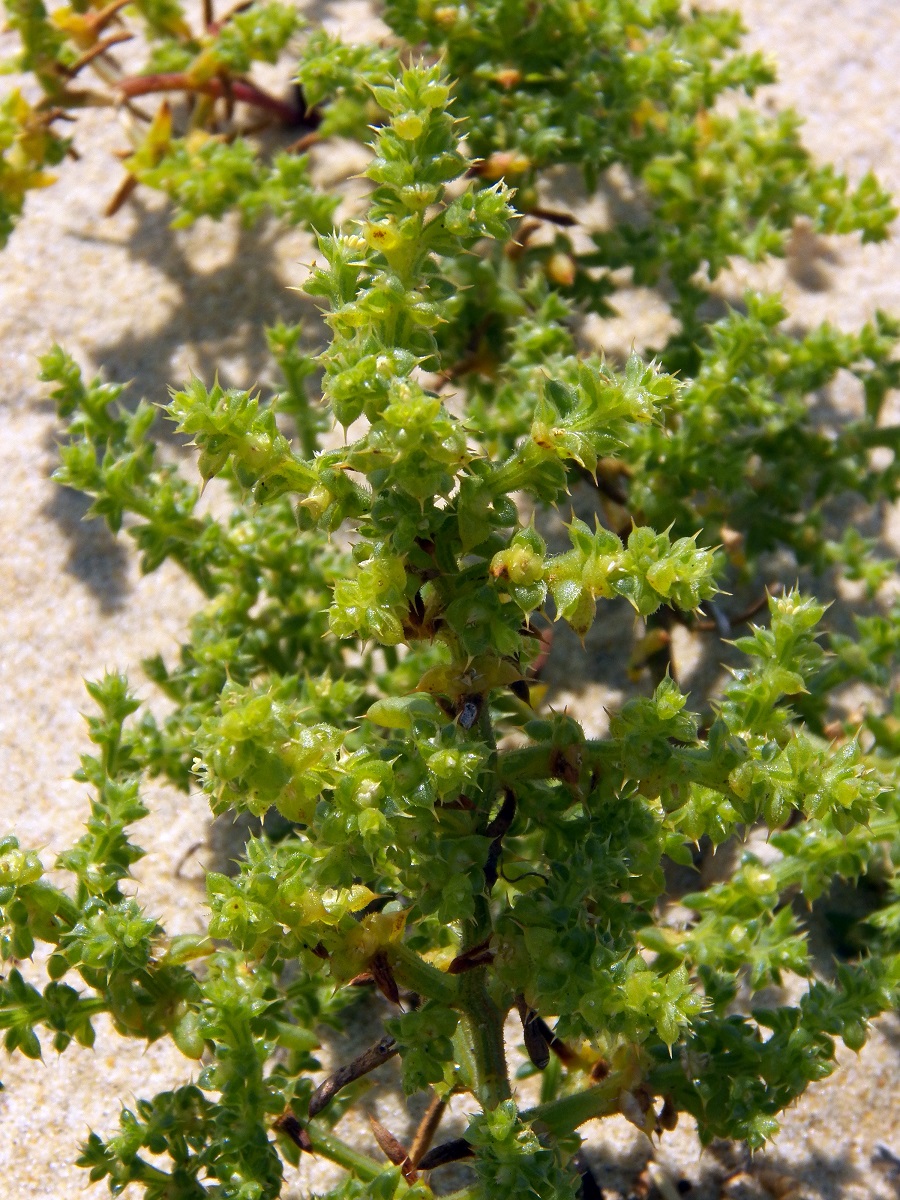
{"left": 117, "top": 74, "right": 305, "bottom": 125}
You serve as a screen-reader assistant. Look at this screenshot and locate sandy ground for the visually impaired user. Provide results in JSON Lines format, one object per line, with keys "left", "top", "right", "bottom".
{"left": 1, "top": 1, "right": 900, "bottom": 1196}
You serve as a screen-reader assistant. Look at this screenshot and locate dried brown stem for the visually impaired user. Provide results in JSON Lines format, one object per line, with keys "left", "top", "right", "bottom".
{"left": 369, "top": 1115, "right": 417, "bottom": 1183}
{"left": 409, "top": 1093, "right": 448, "bottom": 1166}
{"left": 417, "top": 1136, "right": 474, "bottom": 1171}
{"left": 66, "top": 31, "right": 134, "bottom": 77}
{"left": 283, "top": 130, "right": 321, "bottom": 154}
{"left": 87, "top": 0, "right": 131, "bottom": 35}
{"left": 173, "top": 839, "right": 204, "bottom": 879}
{"left": 307, "top": 1035, "right": 398, "bottom": 1119}
{"left": 527, "top": 205, "right": 577, "bottom": 226}
{"left": 505, "top": 217, "right": 542, "bottom": 260}
{"left": 105, "top": 172, "right": 138, "bottom": 217}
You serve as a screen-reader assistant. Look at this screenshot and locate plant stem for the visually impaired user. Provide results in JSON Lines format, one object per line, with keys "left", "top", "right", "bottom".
{"left": 457, "top": 964, "right": 510, "bottom": 1110}
{"left": 439, "top": 702, "right": 512, "bottom": 1111}
{"left": 308, "top": 1034, "right": 398, "bottom": 1119}
{"left": 847, "top": 424, "right": 900, "bottom": 450}
{"left": 129, "top": 1158, "right": 173, "bottom": 1186}
{"left": 66, "top": 31, "right": 133, "bottom": 77}
{"left": 306, "top": 1127, "right": 385, "bottom": 1181}
{"left": 389, "top": 942, "right": 459, "bottom": 1004}
{"left": 409, "top": 1092, "right": 448, "bottom": 1165}
{"left": 521, "top": 1077, "right": 621, "bottom": 1136}
{"left": 118, "top": 74, "right": 304, "bottom": 125}
{"left": 454, "top": 882, "right": 509, "bottom": 1110}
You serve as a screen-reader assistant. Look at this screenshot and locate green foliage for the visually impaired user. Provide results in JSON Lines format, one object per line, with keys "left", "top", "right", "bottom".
{"left": 623, "top": 295, "right": 900, "bottom": 566}
{"left": 0, "top": 89, "right": 68, "bottom": 243}
{"left": 371, "top": 0, "right": 895, "bottom": 367}
{"left": 388, "top": 1001, "right": 459, "bottom": 1094}
{"left": 296, "top": 32, "right": 398, "bottom": 139}
{"left": 1, "top": 0, "right": 326, "bottom": 235}
{"left": 2, "top": 10, "right": 900, "bottom": 1200}
{"left": 466, "top": 1100, "right": 580, "bottom": 1200}
{"left": 211, "top": 2, "right": 299, "bottom": 72}
{"left": 135, "top": 140, "right": 337, "bottom": 230}
{"left": 196, "top": 679, "right": 343, "bottom": 820}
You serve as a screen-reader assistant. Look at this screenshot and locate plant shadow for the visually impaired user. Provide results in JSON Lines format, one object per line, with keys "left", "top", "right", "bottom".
{"left": 40, "top": 185, "right": 331, "bottom": 607}
{"left": 71, "top": 197, "right": 327, "bottom": 420}
{"left": 572, "top": 1132, "right": 877, "bottom": 1199}
{"left": 40, "top": 480, "right": 132, "bottom": 614}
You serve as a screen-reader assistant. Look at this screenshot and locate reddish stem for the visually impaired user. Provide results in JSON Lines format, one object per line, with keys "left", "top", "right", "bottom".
{"left": 118, "top": 73, "right": 304, "bottom": 126}
{"left": 66, "top": 30, "right": 134, "bottom": 77}
{"left": 87, "top": 0, "right": 131, "bottom": 35}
